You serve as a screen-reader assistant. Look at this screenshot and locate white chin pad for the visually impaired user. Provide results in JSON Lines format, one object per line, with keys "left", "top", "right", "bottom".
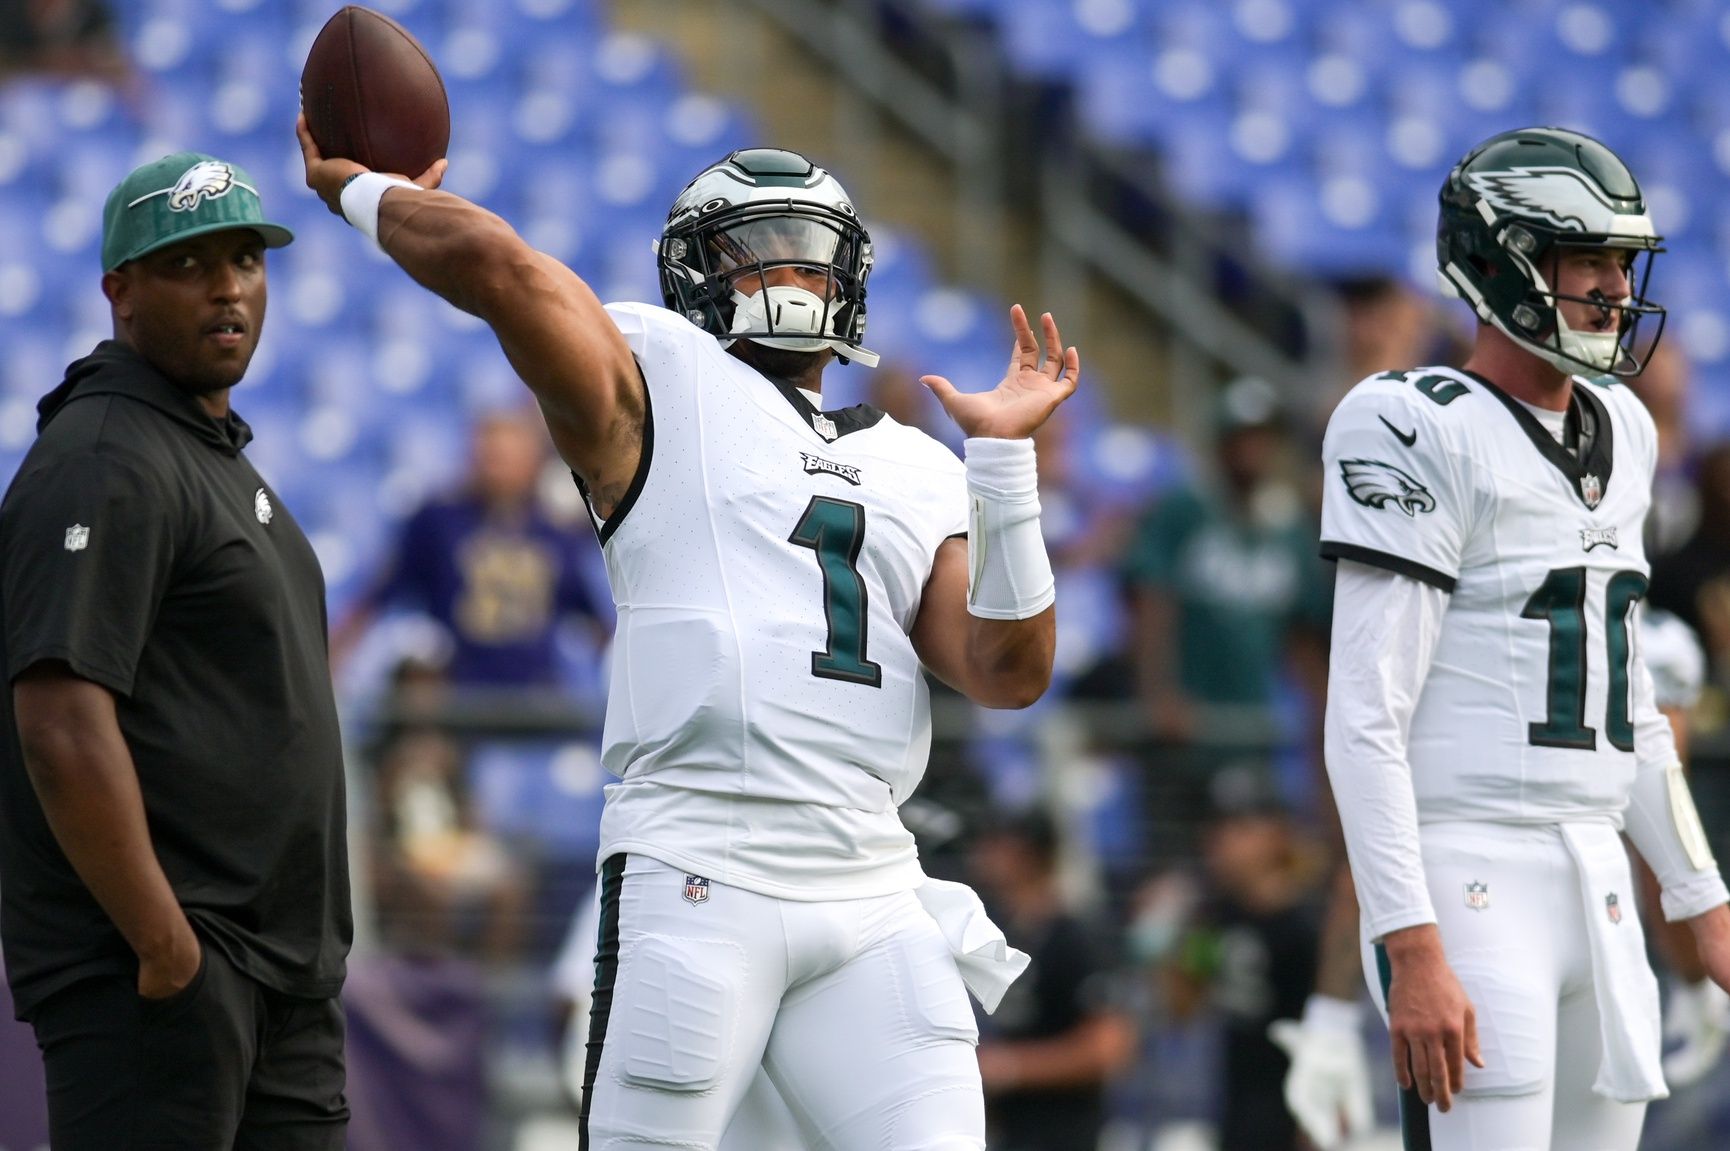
{"left": 730, "top": 286, "right": 835, "bottom": 353}
{"left": 1557, "top": 321, "right": 1623, "bottom": 373}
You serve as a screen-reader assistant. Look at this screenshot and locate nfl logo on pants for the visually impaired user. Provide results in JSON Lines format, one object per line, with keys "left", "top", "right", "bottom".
{"left": 683, "top": 874, "right": 710, "bottom": 905}
{"left": 1606, "top": 893, "right": 1622, "bottom": 924}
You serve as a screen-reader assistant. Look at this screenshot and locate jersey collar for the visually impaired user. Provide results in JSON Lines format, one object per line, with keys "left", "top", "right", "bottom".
{"left": 762, "top": 374, "right": 886, "bottom": 442}
{"left": 1466, "top": 370, "right": 1615, "bottom": 511}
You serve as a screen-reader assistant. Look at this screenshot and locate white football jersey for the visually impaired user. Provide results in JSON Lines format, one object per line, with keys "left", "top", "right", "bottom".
{"left": 1322, "top": 365, "right": 1662, "bottom": 825}
{"left": 588, "top": 302, "right": 968, "bottom": 900}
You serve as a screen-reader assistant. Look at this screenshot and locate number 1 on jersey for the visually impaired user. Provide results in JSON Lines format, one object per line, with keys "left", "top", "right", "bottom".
{"left": 789, "top": 496, "right": 883, "bottom": 687}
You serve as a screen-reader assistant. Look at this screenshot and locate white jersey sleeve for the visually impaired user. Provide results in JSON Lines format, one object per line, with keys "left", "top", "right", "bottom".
{"left": 1324, "top": 559, "right": 1451, "bottom": 940}
{"left": 1321, "top": 372, "right": 1478, "bottom": 591}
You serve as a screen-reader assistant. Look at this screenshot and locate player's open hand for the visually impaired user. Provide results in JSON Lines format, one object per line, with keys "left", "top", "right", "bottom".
{"left": 1383, "top": 924, "right": 1484, "bottom": 1113}
{"left": 920, "top": 305, "right": 1079, "bottom": 440}
{"left": 296, "top": 113, "right": 447, "bottom": 216}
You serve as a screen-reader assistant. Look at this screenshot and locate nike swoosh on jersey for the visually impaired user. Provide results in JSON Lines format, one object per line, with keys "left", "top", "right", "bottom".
{"left": 1379, "top": 415, "right": 1418, "bottom": 447}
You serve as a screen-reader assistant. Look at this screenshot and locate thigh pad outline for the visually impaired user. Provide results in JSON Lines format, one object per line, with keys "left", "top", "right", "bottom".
{"left": 1452, "top": 956, "right": 1550, "bottom": 1098}
{"left": 615, "top": 934, "right": 746, "bottom": 1093}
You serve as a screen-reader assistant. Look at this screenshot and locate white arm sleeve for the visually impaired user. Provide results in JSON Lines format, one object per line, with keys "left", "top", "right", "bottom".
{"left": 1624, "top": 652, "right": 1729, "bottom": 921}
{"left": 1325, "top": 559, "right": 1450, "bottom": 941}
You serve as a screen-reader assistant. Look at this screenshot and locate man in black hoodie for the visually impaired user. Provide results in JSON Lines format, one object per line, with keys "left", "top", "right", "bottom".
{"left": 0, "top": 152, "right": 351, "bottom": 1149}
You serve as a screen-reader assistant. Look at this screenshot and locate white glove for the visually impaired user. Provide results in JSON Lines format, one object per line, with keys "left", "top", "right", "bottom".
{"left": 1268, "top": 994, "right": 1375, "bottom": 1150}
{"left": 1663, "top": 977, "right": 1730, "bottom": 1089}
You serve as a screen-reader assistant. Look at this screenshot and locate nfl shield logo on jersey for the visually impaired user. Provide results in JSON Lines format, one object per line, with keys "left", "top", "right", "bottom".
{"left": 1580, "top": 473, "right": 1603, "bottom": 509}
{"left": 811, "top": 412, "right": 839, "bottom": 442}
{"left": 683, "top": 874, "right": 711, "bottom": 905}
{"left": 1606, "top": 892, "right": 1622, "bottom": 924}
{"left": 64, "top": 523, "right": 89, "bottom": 551}
{"left": 1464, "top": 881, "right": 1490, "bottom": 911}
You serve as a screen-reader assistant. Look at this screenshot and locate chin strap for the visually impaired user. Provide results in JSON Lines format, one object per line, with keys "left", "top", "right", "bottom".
{"left": 727, "top": 286, "right": 881, "bottom": 367}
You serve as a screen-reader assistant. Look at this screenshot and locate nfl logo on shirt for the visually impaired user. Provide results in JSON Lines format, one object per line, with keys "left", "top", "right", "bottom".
{"left": 1464, "top": 881, "right": 1490, "bottom": 911}
{"left": 63, "top": 524, "right": 89, "bottom": 552}
{"left": 1606, "top": 892, "right": 1622, "bottom": 924}
{"left": 683, "top": 874, "right": 710, "bottom": 905}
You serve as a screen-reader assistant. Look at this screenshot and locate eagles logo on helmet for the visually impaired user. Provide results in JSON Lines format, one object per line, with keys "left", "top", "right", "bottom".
{"left": 657, "top": 148, "right": 880, "bottom": 367}
{"left": 1436, "top": 126, "right": 1665, "bottom": 378}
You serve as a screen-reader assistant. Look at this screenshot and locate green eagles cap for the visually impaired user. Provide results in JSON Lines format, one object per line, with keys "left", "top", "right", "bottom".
{"left": 101, "top": 151, "right": 294, "bottom": 272}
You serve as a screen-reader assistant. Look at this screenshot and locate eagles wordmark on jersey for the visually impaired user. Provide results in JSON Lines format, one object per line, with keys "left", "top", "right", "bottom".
{"left": 1322, "top": 364, "right": 1661, "bottom": 825}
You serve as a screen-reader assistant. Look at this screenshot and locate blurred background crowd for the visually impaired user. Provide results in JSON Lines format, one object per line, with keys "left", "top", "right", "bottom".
{"left": 5, "top": 0, "right": 1730, "bottom": 1149}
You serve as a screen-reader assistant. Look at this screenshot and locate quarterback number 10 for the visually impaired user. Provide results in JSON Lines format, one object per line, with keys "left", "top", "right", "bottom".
{"left": 789, "top": 496, "right": 883, "bottom": 688}
{"left": 1522, "top": 567, "right": 1648, "bottom": 752}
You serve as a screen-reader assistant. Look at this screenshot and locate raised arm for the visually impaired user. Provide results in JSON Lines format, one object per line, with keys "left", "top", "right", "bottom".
{"left": 912, "top": 306, "right": 1077, "bottom": 709}
{"left": 297, "top": 118, "right": 644, "bottom": 513}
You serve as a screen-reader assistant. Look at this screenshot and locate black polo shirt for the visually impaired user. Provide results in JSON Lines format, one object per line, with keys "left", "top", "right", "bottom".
{"left": 0, "top": 341, "right": 350, "bottom": 1020}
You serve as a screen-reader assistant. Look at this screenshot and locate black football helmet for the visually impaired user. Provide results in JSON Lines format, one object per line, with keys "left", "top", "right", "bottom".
{"left": 657, "top": 148, "right": 879, "bottom": 367}
{"left": 1436, "top": 126, "right": 1664, "bottom": 377}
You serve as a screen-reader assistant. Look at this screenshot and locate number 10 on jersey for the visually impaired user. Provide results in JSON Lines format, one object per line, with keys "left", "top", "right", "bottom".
{"left": 789, "top": 496, "right": 883, "bottom": 688}
{"left": 1523, "top": 566, "right": 1648, "bottom": 751}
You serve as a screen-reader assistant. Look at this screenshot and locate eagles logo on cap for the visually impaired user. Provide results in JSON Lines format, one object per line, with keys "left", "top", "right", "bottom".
{"left": 165, "top": 160, "right": 237, "bottom": 212}
{"left": 101, "top": 151, "right": 294, "bottom": 272}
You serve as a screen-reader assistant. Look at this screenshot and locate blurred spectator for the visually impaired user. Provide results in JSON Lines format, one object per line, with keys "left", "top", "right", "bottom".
{"left": 1323, "top": 275, "right": 1466, "bottom": 424}
{"left": 0, "top": 0, "right": 128, "bottom": 82}
{"left": 1115, "top": 870, "right": 1220, "bottom": 1144}
{"left": 334, "top": 407, "right": 607, "bottom": 691}
{"left": 1169, "top": 768, "right": 1325, "bottom": 1151}
{"left": 1122, "top": 376, "right": 1331, "bottom": 834}
{"left": 368, "top": 660, "right": 529, "bottom": 962}
{"left": 972, "top": 809, "right": 1137, "bottom": 1151}
{"left": 1649, "top": 443, "right": 1730, "bottom": 688}
{"left": 1626, "top": 341, "right": 1699, "bottom": 558}
{"left": 1035, "top": 412, "right": 1139, "bottom": 695}
{"left": 1337, "top": 275, "right": 1439, "bottom": 380}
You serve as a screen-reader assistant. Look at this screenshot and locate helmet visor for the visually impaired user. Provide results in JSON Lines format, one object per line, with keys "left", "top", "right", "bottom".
{"left": 706, "top": 216, "right": 861, "bottom": 296}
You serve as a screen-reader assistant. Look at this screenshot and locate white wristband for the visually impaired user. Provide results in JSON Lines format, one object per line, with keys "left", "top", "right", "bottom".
{"left": 964, "top": 437, "right": 1055, "bottom": 620}
{"left": 340, "top": 172, "right": 419, "bottom": 245}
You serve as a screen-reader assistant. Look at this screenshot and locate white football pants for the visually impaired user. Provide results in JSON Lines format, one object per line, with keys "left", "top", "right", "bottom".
{"left": 1362, "top": 822, "right": 1651, "bottom": 1151}
{"left": 581, "top": 854, "right": 985, "bottom": 1151}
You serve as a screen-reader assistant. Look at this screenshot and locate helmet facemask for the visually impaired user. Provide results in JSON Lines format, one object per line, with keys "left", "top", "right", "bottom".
{"left": 712, "top": 212, "right": 870, "bottom": 361}
{"left": 659, "top": 182, "right": 879, "bottom": 367}
{"left": 1485, "top": 226, "right": 1665, "bottom": 377}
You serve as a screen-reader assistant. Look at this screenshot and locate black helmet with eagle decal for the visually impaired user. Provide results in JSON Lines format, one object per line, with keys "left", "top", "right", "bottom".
{"left": 1436, "top": 126, "right": 1664, "bottom": 377}
{"left": 657, "top": 148, "right": 878, "bottom": 367}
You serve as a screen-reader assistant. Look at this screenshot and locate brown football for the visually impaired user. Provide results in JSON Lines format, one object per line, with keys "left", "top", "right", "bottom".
{"left": 300, "top": 5, "right": 449, "bottom": 177}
